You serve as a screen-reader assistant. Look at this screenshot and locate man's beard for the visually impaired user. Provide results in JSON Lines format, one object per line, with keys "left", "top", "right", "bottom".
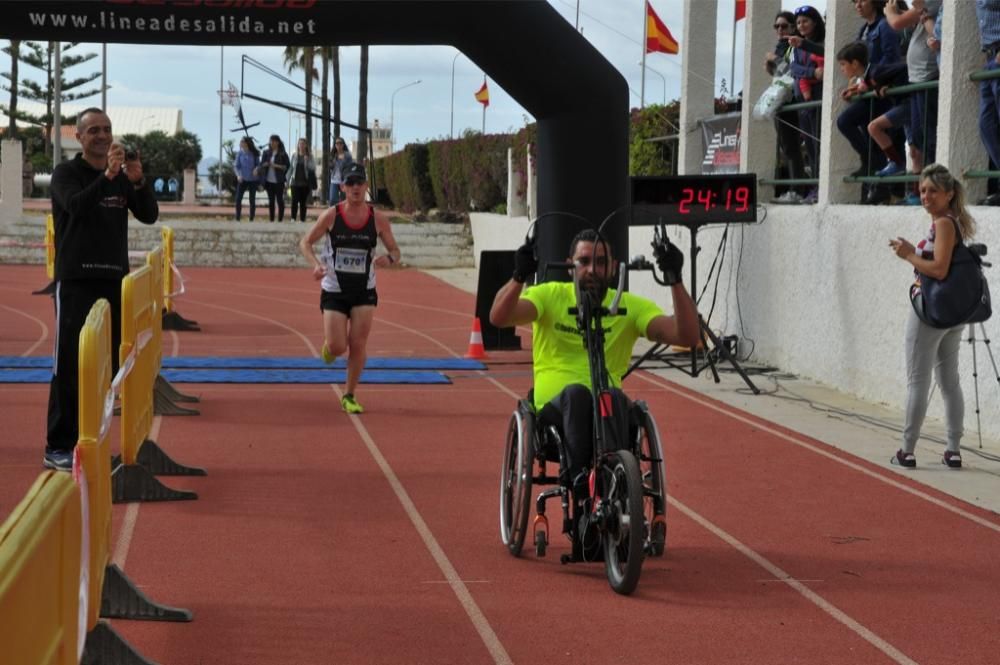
{"left": 580, "top": 276, "right": 609, "bottom": 305}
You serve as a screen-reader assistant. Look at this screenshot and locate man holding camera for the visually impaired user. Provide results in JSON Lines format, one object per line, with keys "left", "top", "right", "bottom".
{"left": 44, "top": 107, "right": 159, "bottom": 471}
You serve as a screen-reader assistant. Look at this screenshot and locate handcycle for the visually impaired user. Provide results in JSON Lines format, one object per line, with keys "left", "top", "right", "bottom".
{"left": 498, "top": 217, "right": 669, "bottom": 595}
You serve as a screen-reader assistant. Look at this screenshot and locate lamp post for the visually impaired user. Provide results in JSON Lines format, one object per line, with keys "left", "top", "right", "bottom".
{"left": 390, "top": 79, "right": 421, "bottom": 153}
{"left": 637, "top": 61, "right": 666, "bottom": 106}
{"left": 450, "top": 52, "right": 462, "bottom": 140}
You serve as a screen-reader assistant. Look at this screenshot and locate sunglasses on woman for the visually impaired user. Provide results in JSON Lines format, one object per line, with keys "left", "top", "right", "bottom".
{"left": 774, "top": 22, "right": 790, "bottom": 29}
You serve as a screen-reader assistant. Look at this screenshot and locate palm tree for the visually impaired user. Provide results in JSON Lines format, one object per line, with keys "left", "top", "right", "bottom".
{"left": 320, "top": 46, "right": 330, "bottom": 202}
{"left": 357, "top": 45, "right": 369, "bottom": 163}
{"left": 332, "top": 46, "right": 341, "bottom": 142}
{"left": 282, "top": 46, "right": 318, "bottom": 149}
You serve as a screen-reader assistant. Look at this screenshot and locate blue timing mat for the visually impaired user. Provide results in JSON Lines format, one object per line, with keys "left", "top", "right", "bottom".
{"left": 0, "top": 367, "right": 450, "bottom": 384}
{"left": 0, "top": 356, "right": 485, "bottom": 370}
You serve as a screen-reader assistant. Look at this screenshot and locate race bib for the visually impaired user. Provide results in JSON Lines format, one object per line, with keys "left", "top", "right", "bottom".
{"left": 334, "top": 247, "right": 368, "bottom": 274}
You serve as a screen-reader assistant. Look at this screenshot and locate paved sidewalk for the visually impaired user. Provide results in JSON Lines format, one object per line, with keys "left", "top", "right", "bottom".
{"left": 425, "top": 268, "right": 1000, "bottom": 516}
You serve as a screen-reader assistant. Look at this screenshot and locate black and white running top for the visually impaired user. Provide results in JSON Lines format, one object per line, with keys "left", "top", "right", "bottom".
{"left": 320, "top": 203, "right": 378, "bottom": 293}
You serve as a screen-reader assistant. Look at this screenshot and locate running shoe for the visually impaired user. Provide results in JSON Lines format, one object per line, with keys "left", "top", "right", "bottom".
{"left": 890, "top": 449, "right": 916, "bottom": 468}
{"left": 341, "top": 394, "right": 364, "bottom": 414}
{"left": 773, "top": 191, "right": 803, "bottom": 204}
{"left": 876, "top": 161, "right": 906, "bottom": 177}
{"left": 321, "top": 342, "right": 334, "bottom": 364}
{"left": 43, "top": 448, "right": 73, "bottom": 472}
{"left": 942, "top": 450, "right": 962, "bottom": 469}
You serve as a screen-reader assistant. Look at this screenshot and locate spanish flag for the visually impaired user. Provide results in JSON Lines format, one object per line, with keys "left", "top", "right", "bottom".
{"left": 645, "top": 1, "right": 679, "bottom": 55}
{"left": 474, "top": 79, "right": 490, "bottom": 108}
{"left": 735, "top": 0, "right": 746, "bottom": 21}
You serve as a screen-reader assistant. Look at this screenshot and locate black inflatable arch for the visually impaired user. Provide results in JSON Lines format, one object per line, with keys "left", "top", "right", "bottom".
{"left": 0, "top": 0, "right": 630, "bottom": 268}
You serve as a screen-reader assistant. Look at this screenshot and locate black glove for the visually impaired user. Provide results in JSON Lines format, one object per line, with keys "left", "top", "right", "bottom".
{"left": 653, "top": 238, "right": 684, "bottom": 286}
{"left": 512, "top": 241, "right": 538, "bottom": 283}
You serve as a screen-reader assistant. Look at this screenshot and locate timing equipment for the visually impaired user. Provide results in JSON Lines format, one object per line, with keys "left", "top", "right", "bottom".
{"left": 625, "top": 174, "right": 760, "bottom": 394}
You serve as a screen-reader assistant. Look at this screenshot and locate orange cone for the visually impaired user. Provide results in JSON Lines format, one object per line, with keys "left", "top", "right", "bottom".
{"left": 465, "top": 317, "right": 488, "bottom": 359}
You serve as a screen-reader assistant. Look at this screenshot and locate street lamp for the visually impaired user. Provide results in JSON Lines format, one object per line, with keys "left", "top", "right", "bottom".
{"left": 637, "top": 61, "right": 667, "bottom": 106}
{"left": 390, "top": 79, "right": 421, "bottom": 153}
{"left": 450, "top": 52, "right": 463, "bottom": 140}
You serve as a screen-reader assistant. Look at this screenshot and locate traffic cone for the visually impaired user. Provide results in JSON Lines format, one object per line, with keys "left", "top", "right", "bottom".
{"left": 465, "top": 317, "right": 488, "bottom": 359}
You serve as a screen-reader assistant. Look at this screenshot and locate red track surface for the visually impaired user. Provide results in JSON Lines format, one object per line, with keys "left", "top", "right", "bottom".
{"left": 2, "top": 263, "right": 999, "bottom": 664}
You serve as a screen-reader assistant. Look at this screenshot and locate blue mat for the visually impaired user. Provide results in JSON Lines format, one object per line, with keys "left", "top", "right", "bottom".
{"left": 0, "top": 368, "right": 450, "bottom": 384}
{"left": 0, "top": 356, "right": 485, "bottom": 370}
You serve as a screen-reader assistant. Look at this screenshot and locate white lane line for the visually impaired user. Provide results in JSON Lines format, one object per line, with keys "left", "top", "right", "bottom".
{"left": 1, "top": 303, "right": 50, "bottom": 356}
{"left": 112, "top": 333, "right": 179, "bottom": 569}
{"left": 111, "top": 415, "right": 162, "bottom": 569}
{"left": 339, "top": 396, "right": 512, "bottom": 664}
{"left": 178, "top": 296, "right": 513, "bottom": 665}
{"left": 671, "top": 496, "right": 918, "bottom": 665}
{"left": 637, "top": 373, "right": 1000, "bottom": 534}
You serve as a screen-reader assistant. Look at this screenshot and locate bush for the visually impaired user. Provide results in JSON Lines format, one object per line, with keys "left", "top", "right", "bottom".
{"left": 629, "top": 102, "right": 679, "bottom": 176}
{"left": 381, "top": 144, "right": 433, "bottom": 213}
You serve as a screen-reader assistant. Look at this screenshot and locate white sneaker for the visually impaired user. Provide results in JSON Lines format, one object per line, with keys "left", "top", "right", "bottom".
{"left": 773, "top": 191, "right": 803, "bottom": 204}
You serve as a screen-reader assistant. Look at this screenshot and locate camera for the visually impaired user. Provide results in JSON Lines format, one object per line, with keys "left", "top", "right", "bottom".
{"left": 123, "top": 145, "right": 138, "bottom": 161}
{"left": 969, "top": 243, "right": 988, "bottom": 257}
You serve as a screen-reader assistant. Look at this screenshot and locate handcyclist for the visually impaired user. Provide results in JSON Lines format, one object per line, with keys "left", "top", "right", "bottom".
{"left": 489, "top": 229, "right": 699, "bottom": 534}
{"left": 298, "top": 163, "right": 400, "bottom": 414}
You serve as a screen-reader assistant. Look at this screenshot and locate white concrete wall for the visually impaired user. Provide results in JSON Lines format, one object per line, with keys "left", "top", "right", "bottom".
{"left": 471, "top": 202, "right": 1000, "bottom": 439}
{"left": 0, "top": 140, "right": 23, "bottom": 225}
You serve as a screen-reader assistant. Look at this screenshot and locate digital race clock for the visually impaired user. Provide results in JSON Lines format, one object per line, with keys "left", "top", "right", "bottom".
{"left": 629, "top": 174, "right": 758, "bottom": 225}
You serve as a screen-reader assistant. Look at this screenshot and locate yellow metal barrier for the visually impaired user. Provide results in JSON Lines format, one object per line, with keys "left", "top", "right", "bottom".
{"left": 162, "top": 226, "right": 175, "bottom": 314}
{"left": 0, "top": 472, "right": 83, "bottom": 665}
{"left": 120, "top": 265, "right": 156, "bottom": 467}
{"left": 77, "top": 299, "right": 113, "bottom": 632}
{"left": 45, "top": 213, "right": 55, "bottom": 279}
{"left": 147, "top": 247, "right": 164, "bottom": 376}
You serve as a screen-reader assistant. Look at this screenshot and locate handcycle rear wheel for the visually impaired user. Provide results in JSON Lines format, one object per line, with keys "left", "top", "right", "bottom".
{"left": 499, "top": 405, "right": 534, "bottom": 556}
{"left": 602, "top": 450, "right": 645, "bottom": 595}
{"left": 635, "top": 405, "right": 668, "bottom": 557}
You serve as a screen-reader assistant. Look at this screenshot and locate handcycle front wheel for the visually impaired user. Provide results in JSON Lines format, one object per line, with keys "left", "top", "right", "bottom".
{"left": 635, "top": 405, "right": 668, "bottom": 557}
{"left": 499, "top": 405, "right": 534, "bottom": 557}
{"left": 602, "top": 450, "right": 645, "bottom": 595}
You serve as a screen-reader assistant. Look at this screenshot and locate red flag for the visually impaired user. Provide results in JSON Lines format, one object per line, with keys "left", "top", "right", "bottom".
{"left": 645, "top": 1, "right": 679, "bottom": 55}
{"left": 735, "top": 0, "right": 746, "bottom": 21}
{"left": 474, "top": 79, "right": 490, "bottom": 108}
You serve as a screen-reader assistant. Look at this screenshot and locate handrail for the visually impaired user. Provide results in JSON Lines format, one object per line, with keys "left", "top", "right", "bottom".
{"left": 970, "top": 67, "right": 1000, "bottom": 82}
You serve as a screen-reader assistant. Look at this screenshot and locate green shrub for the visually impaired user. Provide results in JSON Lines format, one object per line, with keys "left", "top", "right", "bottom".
{"left": 381, "top": 144, "right": 433, "bottom": 213}
{"left": 629, "top": 102, "right": 679, "bottom": 176}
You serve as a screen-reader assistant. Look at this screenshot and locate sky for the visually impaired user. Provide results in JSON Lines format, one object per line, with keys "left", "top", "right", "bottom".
{"left": 0, "top": 0, "right": 827, "bottom": 167}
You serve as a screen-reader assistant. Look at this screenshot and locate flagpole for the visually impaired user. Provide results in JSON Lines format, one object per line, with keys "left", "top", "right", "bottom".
{"left": 640, "top": 0, "right": 647, "bottom": 109}
{"left": 729, "top": 8, "right": 737, "bottom": 102}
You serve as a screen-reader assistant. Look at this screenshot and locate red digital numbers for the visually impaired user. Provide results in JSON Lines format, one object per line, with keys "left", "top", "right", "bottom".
{"left": 678, "top": 183, "right": 751, "bottom": 216}
{"left": 697, "top": 189, "right": 712, "bottom": 209}
{"left": 679, "top": 187, "right": 695, "bottom": 214}
{"left": 734, "top": 186, "right": 749, "bottom": 212}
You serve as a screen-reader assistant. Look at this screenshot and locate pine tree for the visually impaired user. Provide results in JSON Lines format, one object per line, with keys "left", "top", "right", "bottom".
{"left": 1, "top": 41, "right": 101, "bottom": 158}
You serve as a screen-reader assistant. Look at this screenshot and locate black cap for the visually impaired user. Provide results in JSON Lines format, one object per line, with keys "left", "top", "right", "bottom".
{"left": 343, "top": 162, "right": 366, "bottom": 183}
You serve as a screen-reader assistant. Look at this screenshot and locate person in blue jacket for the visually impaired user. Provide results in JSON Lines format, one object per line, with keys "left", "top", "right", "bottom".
{"left": 234, "top": 137, "right": 259, "bottom": 222}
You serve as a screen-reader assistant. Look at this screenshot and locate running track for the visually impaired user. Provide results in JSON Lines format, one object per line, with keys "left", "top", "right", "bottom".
{"left": 1, "top": 264, "right": 998, "bottom": 664}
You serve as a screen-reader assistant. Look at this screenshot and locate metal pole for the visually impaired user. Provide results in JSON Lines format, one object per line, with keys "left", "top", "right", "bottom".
{"left": 101, "top": 44, "right": 107, "bottom": 109}
{"left": 639, "top": 61, "right": 667, "bottom": 105}
{"left": 450, "top": 51, "right": 460, "bottom": 139}
{"left": 390, "top": 79, "right": 421, "bottom": 153}
{"left": 729, "top": 13, "right": 737, "bottom": 103}
{"left": 640, "top": 1, "right": 647, "bottom": 109}
{"left": 575, "top": 0, "right": 580, "bottom": 30}
{"left": 53, "top": 43, "right": 62, "bottom": 165}
{"left": 218, "top": 45, "right": 223, "bottom": 196}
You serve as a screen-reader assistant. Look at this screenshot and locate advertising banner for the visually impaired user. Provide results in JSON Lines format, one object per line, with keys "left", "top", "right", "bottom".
{"left": 701, "top": 112, "right": 741, "bottom": 175}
